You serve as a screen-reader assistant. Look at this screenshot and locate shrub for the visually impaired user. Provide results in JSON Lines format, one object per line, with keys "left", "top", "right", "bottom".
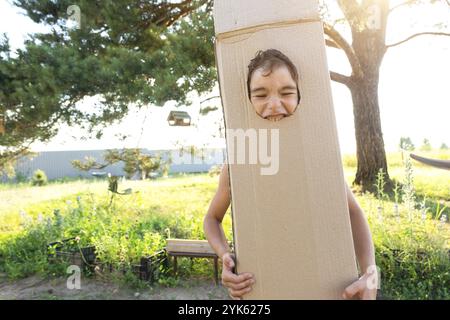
{"left": 342, "top": 154, "right": 357, "bottom": 168}
{"left": 208, "top": 165, "right": 222, "bottom": 177}
{"left": 368, "top": 155, "right": 450, "bottom": 299}
{"left": 0, "top": 171, "right": 447, "bottom": 298}
{"left": 15, "top": 172, "right": 29, "bottom": 183}
{"left": 31, "top": 169, "right": 48, "bottom": 186}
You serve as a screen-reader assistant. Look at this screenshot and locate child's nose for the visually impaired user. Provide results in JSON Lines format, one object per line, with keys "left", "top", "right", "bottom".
{"left": 268, "top": 96, "right": 282, "bottom": 108}
{"left": 263, "top": 97, "right": 288, "bottom": 117}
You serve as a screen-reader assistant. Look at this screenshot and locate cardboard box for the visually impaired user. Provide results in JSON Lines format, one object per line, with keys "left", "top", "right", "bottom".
{"left": 214, "top": 0, "right": 358, "bottom": 299}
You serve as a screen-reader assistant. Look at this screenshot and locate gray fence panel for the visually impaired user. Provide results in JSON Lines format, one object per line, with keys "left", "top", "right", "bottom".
{"left": 2, "top": 148, "right": 226, "bottom": 182}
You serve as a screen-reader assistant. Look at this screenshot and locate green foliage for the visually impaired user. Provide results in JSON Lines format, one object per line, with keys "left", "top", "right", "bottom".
{"left": 402, "top": 154, "right": 416, "bottom": 215}
{"left": 342, "top": 154, "right": 357, "bottom": 168}
{"left": 420, "top": 139, "right": 433, "bottom": 152}
{"left": 15, "top": 171, "right": 29, "bottom": 183}
{"left": 71, "top": 157, "right": 105, "bottom": 171}
{"left": 0, "top": 174, "right": 232, "bottom": 284}
{"left": 399, "top": 137, "right": 415, "bottom": 151}
{"left": 0, "top": 209, "right": 67, "bottom": 278}
{"left": 31, "top": 169, "right": 48, "bottom": 186}
{"left": 4, "top": 0, "right": 449, "bottom": 192}
{"left": 374, "top": 168, "right": 388, "bottom": 202}
{"left": 208, "top": 165, "right": 222, "bottom": 177}
{"left": 367, "top": 156, "right": 450, "bottom": 299}
{"left": 368, "top": 194, "right": 450, "bottom": 299}
{"left": 72, "top": 148, "right": 168, "bottom": 179}
{"left": 343, "top": 151, "right": 450, "bottom": 171}
{"left": 0, "top": 158, "right": 448, "bottom": 298}
{"left": 1, "top": 1, "right": 215, "bottom": 167}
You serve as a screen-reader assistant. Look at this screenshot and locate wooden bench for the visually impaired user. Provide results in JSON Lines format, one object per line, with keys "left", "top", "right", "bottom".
{"left": 166, "top": 239, "right": 220, "bottom": 285}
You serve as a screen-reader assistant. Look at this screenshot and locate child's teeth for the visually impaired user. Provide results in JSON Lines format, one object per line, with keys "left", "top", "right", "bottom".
{"left": 268, "top": 115, "right": 283, "bottom": 121}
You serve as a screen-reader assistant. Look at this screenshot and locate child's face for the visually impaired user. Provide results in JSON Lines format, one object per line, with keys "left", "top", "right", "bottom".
{"left": 249, "top": 65, "right": 299, "bottom": 122}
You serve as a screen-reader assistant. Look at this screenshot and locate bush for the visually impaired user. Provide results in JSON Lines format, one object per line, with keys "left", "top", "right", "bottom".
{"left": 376, "top": 246, "right": 449, "bottom": 300}
{"left": 0, "top": 171, "right": 447, "bottom": 298}
{"left": 31, "top": 169, "right": 48, "bottom": 186}
{"left": 369, "top": 197, "right": 450, "bottom": 299}
{"left": 208, "top": 165, "right": 222, "bottom": 177}
{"left": 366, "top": 155, "right": 450, "bottom": 299}
{"left": 342, "top": 154, "right": 357, "bottom": 168}
{"left": 15, "top": 172, "right": 29, "bottom": 183}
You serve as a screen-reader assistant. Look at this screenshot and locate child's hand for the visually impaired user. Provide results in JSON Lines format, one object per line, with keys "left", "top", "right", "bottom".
{"left": 221, "top": 252, "right": 255, "bottom": 300}
{"left": 343, "top": 271, "right": 378, "bottom": 300}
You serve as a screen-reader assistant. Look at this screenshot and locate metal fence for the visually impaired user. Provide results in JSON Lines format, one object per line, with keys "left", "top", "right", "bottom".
{"left": 2, "top": 148, "right": 226, "bottom": 182}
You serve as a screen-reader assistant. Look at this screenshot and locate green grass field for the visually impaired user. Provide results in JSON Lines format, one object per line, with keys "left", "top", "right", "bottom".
{"left": 0, "top": 152, "right": 449, "bottom": 299}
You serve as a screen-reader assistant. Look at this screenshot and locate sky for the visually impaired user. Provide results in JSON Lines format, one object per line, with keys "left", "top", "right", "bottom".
{"left": 0, "top": 0, "right": 449, "bottom": 155}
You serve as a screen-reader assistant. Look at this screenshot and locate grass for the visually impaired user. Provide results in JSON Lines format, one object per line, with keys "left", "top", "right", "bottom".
{"left": 0, "top": 152, "right": 449, "bottom": 299}
{"left": 0, "top": 173, "right": 233, "bottom": 285}
{"left": 343, "top": 150, "right": 450, "bottom": 217}
{"left": 342, "top": 151, "right": 450, "bottom": 299}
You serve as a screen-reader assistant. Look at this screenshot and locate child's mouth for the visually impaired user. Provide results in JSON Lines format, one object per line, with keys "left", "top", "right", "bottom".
{"left": 267, "top": 115, "right": 285, "bottom": 122}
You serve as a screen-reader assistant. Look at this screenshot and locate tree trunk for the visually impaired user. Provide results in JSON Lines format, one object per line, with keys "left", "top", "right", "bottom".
{"left": 349, "top": 76, "right": 391, "bottom": 192}
{"left": 349, "top": 16, "right": 392, "bottom": 192}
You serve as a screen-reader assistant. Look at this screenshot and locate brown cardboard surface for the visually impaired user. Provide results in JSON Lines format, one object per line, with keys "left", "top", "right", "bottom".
{"left": 214, "top": 0, "right": 358, "bottom": 299}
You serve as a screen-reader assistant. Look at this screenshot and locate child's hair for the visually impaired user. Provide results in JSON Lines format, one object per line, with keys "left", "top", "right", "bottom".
{"left": 247, "top": 49, "right": 301, "bottom": 104}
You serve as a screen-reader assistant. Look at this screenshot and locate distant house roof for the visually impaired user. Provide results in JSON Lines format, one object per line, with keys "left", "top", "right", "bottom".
{"left": 167, "top": 111, "right": 191, "bottom": 126}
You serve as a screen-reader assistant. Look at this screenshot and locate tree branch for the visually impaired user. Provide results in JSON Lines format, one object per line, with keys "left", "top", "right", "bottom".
{"left": 323, "top": 23, "right": 364, "bottom": 79}
{"left": 386, "top": 32, "right": 450, "bottom": 48}
{"left": 388, "top": 0, "right": 418, "bottom": 14}
{"left": 200, "top": 95, "right": 220, "bottom": 104}
{"left": 337, "top": 0, "right": 362, "bottom": 24}
{"left": 389, "top": 0, "right": 450, "bottom": 14}
{"left": 0, "top": 145, "right": 33, "bottom": 173}
{"left": 153, "top": 0, "right": 210, "bottom": 27}
{"left": 330, "top": 71, "right": 352, "bottom": 87}
{"left": 325, "top": 38, "right": 340, "bottom": 49}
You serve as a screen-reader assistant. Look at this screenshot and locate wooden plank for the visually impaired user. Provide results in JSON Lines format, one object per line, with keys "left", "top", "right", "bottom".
{"left": 166, "top": 239, "right": 216, "bottom": 254}
{"left": 168, "top": 252, "right": 217, "bottom": 258}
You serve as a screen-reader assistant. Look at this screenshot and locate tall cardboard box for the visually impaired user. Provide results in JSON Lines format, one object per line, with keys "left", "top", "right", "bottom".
{"left": 214, "top": 0, "right": 359, "bottom": 299}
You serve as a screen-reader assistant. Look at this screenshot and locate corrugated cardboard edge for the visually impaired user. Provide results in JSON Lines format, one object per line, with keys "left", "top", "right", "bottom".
{"left": 213, "top": 0, "right": 320, "bottom": 35}
{"left": 213, "top": 39, "right": 239, "bottom": 269}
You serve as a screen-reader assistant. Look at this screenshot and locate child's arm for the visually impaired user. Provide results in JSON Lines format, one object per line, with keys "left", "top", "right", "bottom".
{"left": 343, "top": 183, "right": 378, "bottom": 300}
{"left": 203, "top": 164, "right": 255, "bottom": 299}
{"left": 346, "top": 183, "right": 376, "bottom": 275}
{"left": 203, "top": 164, "right": 233, "bottom": 258}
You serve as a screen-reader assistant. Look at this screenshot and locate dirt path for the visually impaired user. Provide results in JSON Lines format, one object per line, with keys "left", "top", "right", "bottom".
{"left": 0, "top": 274, "right": 230, "bottom": 300}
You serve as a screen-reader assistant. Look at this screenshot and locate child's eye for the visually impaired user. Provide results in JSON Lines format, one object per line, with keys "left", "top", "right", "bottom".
{"left": 254, "top": 95, "right": 267, "bottom": 98}
{"left": 282, "top": 93, "right": 295, "bottom": 96}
